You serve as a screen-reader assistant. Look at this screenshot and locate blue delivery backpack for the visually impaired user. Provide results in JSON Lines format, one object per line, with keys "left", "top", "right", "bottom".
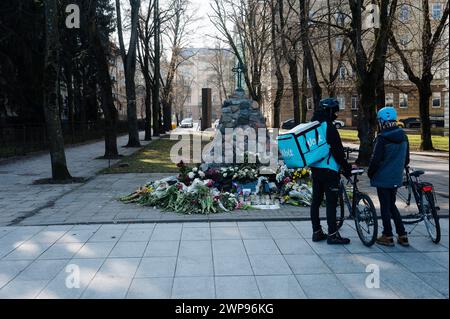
{"left": 277, "top": 121, "right": 330, "bottom": 168}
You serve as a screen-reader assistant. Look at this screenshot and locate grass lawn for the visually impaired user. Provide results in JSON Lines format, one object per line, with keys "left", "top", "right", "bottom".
{"left": 101, "top": 138, "right": 180, "bottom": 174}
{"left": 339, "top": 129, "right": 449, "bottom": 152}
{"left": 101, "top": 137, "right": 212, "bottom": 174}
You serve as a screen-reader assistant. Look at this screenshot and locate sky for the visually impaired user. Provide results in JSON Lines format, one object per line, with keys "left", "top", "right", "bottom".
{"left": 184, "top": 0, "right": 217, "bottom": 48}
{"left": 114, "top": 0, "right": 219, "bottom": 49}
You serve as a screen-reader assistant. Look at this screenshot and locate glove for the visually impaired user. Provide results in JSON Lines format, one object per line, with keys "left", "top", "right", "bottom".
{"left": 342, "top": 164, "right": 352, "bottom": 178}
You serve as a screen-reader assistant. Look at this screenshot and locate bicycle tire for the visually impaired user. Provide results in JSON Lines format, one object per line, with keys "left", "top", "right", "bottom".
{"left": 354, "top": 193, "right": 378, "bottom": 247}
{"left": 422, "top": 191, "right": 441, "bottom": 244}
{"left": 336, "top": 192, "right": 345, "bottom": 230}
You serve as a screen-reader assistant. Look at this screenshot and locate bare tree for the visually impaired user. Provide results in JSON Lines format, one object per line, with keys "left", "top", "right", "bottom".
{"left": 159, "top": 0, "right": 196, "bottom": 132}
{"left": 277, "top": 0, "right": 303, "bottom": 124}
{"left": 390, "top": 0, "right": 449, "bottom": 150}
{"left": 116, "top": 0, "right": 141, "bottom": 146}
{"left": 88, "top": 0, "right": 120, "bottom": 158}
{"left": 210, "top": 0, "right": 272, "bottom": 104}
{"left": 270, "top": 0, "right": 284, "bottom": 128}
{"left": 137, "top": 0, "right": 155, "bottom": 140}
{"left": 309, "top": 0, "right": 352, "bottom": 97}
{"left": 43, "top": 0, "right": 72, "bottom": 180}
{"left": 207, "top": 44, "right": 234, "bottom": 104}
{"left": 346, "top": 0, "right": 399, "bottom": 164}
{"left": 299, "top": 0, "right": 322, "bottom": 110}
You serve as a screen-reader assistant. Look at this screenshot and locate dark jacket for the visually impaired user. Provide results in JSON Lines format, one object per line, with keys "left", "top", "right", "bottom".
{"left": 368, "top": 126, "right": 410, "bottom": 188}
{"left": 311, "top": 110, "right": 352, "bottom": 177}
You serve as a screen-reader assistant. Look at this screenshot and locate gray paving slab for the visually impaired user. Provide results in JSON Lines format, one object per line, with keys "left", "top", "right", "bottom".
{"left": 215, "top": 276, "right": 261, "bottom": 299}
{"left": 0, "top": 220, "right": 447, "bottom": 299}
{"left": 172, "top": 276, "right": 215, "bottom": 299}
{"left": 255, "top": 275, "right": 306, "bottom": 299}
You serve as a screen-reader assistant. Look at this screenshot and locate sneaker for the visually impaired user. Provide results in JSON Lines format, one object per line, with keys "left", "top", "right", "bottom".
{"left": 397, "top": 235, "right": 410, "bottom": 247}
{"left": 376, "top": 234, "right": 394, "bottom": 246}
{"left": 327, "top": 232, "right": 350, "bottom": 245}
{"left": 312, "top": 229, "right": 328, "bottom": 242}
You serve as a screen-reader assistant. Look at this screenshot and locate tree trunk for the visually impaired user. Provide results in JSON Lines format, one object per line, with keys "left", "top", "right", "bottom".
{"left": 271, "top": 0, "right": 283, "bottom": 128}
{"left": 43, "top": 0, "right": 72, "bottom": 180}
{"left": 152, "top": 0, "right": 161, "bottom": 137}
{"left": 288, "top": 59, "right": 300, "bottom": 124}
{"left": 144, "top": 81, "right": 152, "bottom": 140}
{"left": 419, "top": 85, "right": 433, "bottom": 150}
{"left": 300, "top": 58, "right": 308, "bottom": 123}
{"left": 64, "top": 64, "right": 75, "bottom": 142}
{"left": 299, "top": 0, "right": 322, "bottom": 110}
{"left": 125, "top": 71, "right": 141, "bottom": 146}
{"left": 356, "top": 83, "right": 377, "bottom": 165}
{"left": 89, "top": 5, "right": 119, "bottom": 159}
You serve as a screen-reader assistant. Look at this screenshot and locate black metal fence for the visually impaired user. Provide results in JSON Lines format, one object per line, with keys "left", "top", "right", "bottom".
{"left": 0, "top": 120, "right": 144, "bottom": 158}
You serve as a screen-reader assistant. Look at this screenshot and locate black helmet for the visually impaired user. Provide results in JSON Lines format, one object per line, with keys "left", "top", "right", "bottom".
{"left": 319, "top": 98, "right": 340, "bottom": 113}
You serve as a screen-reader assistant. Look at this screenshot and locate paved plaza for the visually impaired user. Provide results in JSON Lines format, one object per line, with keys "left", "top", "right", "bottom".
{"left": 0, "top": 135, "right": 448, "bottom": 226}
{"left": 0, "top": 220, "right": 448, "bottom": 299}
{"left": 0, "top": 134, "right": 448, "bottom": 299}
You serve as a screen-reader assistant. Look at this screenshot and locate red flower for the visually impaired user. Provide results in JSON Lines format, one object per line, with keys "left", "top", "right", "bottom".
{"left": 282, "top": 177, "right": 291, "bottom": 184}
{"left": 206, "top": 180, "right": 214, "bottom": 187}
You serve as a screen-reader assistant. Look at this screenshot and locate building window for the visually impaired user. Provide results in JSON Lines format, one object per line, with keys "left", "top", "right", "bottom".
{"left": 385, "top": 93, "right": 394, "bottom": 106}
{"left": 307, "top": 97, "right": 312, "bottom": 110}
{"left": 432, "top": 92, "right": 441, "bottom": 108}
{"left": 336, "top": 38, "right": 343, "bottom": 51}
{"left": 399, "top": 93, "right": 408, "bottom": 108}
{"left": 338, "top": 66, "right": 346, "bottom": 79}
{"left": 399, "top": 5, "right": 410, "bottom": 21}
{"left": 351, "top": 95, "right": 358, "bottom": 110}
{"left": 399, "top": 34, "right": 410, "bottom": 47}
{"left": 337, "top": 96, "right": 345, "bottom": 110}
{"left": 336, "top": 11, "right": 345, "bottom": 25}
{"left": 432, "top": 3, "right": 442, "bottom": 20}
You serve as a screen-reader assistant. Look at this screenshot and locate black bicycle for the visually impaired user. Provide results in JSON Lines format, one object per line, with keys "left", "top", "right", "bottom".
{"left": 336, "top": 148, "right": 378, "bottom": 246}
{"left": 397, "top": 166, "right": 441, "bottom": 243}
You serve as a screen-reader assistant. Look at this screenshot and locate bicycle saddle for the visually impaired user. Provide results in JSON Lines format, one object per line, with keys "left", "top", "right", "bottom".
{"left": 351, "top": 169, "right": 365, "bottom": 175}
{"left": 410, "top": 170, "right": 425, "bottom": 177}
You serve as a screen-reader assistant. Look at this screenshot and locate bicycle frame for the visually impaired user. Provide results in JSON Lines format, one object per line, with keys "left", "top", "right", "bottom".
{"left": 401, "top": 168, "right": 426, "bottom": 224}
{"left": 339, "top": 173, "right": 360, "bottom": 218}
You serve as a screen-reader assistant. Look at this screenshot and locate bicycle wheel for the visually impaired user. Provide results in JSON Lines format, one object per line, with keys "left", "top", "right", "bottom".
{"left": 336, "top": 192, "right": 345, "bottom": 230}
{"left": 421, "top": 191, "right": 441, "bottom": 243}
{"left": 354, "top": 193, "right": 378, "bottom": 246}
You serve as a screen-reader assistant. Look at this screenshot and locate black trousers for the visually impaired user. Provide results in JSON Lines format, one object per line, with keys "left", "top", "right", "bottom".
{"left": 377, "top": 187, "right": 406, "bottom": 237}
{"left": 310, "top": 168, "right": 340, "bottom": 234}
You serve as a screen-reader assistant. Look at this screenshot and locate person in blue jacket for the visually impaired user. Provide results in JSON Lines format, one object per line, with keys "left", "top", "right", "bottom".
{"left": 309, "top": 98, "right": 353, "bottom": 245}
{"left": 368, "top": 106, "right": 410, "bottom": 247}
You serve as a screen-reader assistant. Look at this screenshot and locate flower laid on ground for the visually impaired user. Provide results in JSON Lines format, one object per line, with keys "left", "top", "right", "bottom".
{"left": 120, "top": 162, "right": 315, "bottom": 214}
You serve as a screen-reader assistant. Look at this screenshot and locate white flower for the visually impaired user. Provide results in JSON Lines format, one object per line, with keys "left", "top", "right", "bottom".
{"left": 233, "top": 174, "right": 237, "bottom": 179}
{"left": 223, "top": 173, "right": 227, "bottom": 177}
{"left": 192, "top": 167, "right": 198, "bottom": 173}
{"left": 188, "top": 172, "right": 195, "bottom": 179}
{"left": 198, "top": 171, "right": 205, "bottom": 178}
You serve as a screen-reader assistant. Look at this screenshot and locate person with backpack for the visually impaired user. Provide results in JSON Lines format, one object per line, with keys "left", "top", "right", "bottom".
{"left": 368, "top": 106, "right": 410, "bottom": 247}
{"left": 309, "top": 98, "right": 353, "bottom": 245}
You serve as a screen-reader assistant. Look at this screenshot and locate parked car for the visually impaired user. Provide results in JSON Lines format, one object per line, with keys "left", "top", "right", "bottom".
{"left": 281, "top": 119, "right": 296, "bottom": 130}
{"left": 400, "top": 117, "right": 421, "bottom": 128}
{"left": 180, "top": 118, "right": 193, "bottom": 128}
{"left": 281, "top": 118, "right": 345, "bottom": 130}
{"left": 333, "top": 120, "right": 345, "bottom": 129}
{"left": 399, "top": 117, "right": 444, "bottom": 128}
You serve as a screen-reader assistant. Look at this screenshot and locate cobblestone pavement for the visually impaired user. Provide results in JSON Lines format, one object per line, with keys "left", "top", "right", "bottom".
{"left": 0, "top": 220, "right": 447, "bottom": 299}
{"left": 0, "top": 135, "right": 448, "bottom": 227}
{"left": 0, "top": 133, "right": 150, "bottom": 226}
